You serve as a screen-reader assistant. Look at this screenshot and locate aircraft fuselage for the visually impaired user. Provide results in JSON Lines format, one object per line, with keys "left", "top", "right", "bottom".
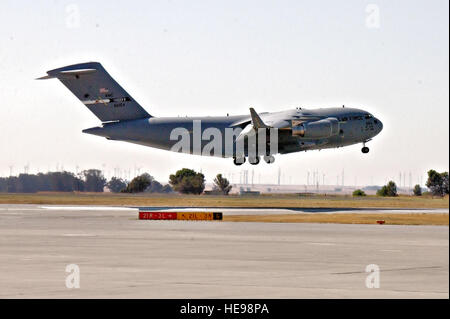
{"left": 83, "top": 107, "right": 383, "bottom": 161}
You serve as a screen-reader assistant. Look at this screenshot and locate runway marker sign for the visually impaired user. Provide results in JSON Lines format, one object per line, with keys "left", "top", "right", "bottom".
{"left": 139, "top": 212, "right": 177, "bottom": 220}
{"left": 139, "top": 211, "right": 222, "bottom": 221}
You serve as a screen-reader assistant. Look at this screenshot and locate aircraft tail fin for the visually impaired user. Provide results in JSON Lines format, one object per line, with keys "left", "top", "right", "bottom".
{"left": 38, "top": 62, "right": 151, "bottom": 122}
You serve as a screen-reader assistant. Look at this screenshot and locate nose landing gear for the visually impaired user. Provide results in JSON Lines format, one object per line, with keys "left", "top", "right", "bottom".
{"left": 361, "top": 141, "right": 370, "bottom": 154}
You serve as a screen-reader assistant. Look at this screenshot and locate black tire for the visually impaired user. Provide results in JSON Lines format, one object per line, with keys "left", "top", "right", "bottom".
{"left": 263, "top": 155, "right": 275, "bottom": 164}
{"left": 233, "top": 157, "right": 245, "bottom": 165}
{"left": 249, "top": 156, "right": 260, "bottom": 165}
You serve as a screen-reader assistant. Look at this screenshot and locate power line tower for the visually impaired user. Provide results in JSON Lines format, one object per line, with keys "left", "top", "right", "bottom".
{"left": 403, "top": 172, "right": 406, "bottom": 188}
{"left": 409, "top": 172, "right": 412, "bottom": 190}
{"left": 251, "top": 170, "right": 254, "bottom": 186}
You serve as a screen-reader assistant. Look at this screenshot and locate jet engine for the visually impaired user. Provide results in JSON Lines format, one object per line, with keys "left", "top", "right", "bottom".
{"left": 292, "top": 118, "right": 340, "bottom": 139}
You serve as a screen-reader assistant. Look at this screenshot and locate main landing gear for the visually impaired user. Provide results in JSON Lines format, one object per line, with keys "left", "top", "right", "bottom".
{"left": 233, "top": 155, "right": 275, "bottom": 165}
{"left": 249, "top": 156, "right": 260, "bottom": 165}
{"left": 233, "top": 157, "right": 246, "bottom": 166}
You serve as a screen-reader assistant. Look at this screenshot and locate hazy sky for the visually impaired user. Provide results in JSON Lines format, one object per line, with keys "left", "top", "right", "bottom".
{"left": 0, "top": 0, "right": 448, "bottom": 186}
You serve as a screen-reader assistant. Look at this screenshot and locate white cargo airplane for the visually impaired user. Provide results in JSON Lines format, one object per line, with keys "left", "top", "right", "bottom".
{"left": 39, "top": 62, "right": 383, "bottom": 165}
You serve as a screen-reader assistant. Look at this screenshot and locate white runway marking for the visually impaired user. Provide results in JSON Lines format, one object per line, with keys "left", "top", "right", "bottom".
{"left": 40, "top": 206, "right": 136, "bottom": 211}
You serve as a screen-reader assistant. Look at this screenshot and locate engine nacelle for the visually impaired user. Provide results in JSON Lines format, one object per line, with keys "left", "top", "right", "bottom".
{"left": 292, "top": 118, "right": 340, "bottom": 139}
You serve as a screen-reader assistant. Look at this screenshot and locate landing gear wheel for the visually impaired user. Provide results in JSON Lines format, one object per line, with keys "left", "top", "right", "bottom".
{"left": 249, "top": 156, "right": 260, "bottom": 165}
{"left": 263, "top": 155, "right": 275, "bottom": 164}
{"left": 233, "top": 157, "right": 246, "bottom": 165}
{"left": 361, "top": 147, "right": 369, "bottom": 154}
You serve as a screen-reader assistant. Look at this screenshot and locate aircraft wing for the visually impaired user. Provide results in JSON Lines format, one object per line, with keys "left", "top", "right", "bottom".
{"left": 230, "top": 108, "right": 324, "bottom": 130}
{"left": 230, "top": 109, "right": 292, "bottom": 129}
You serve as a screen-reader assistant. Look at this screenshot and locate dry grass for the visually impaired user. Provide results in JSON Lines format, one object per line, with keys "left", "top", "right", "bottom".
{"left": 224, "top": 213, "right": 449, "bottom": 225}
{"left": 0, "top": 192, "right": 448, "bottom": 209}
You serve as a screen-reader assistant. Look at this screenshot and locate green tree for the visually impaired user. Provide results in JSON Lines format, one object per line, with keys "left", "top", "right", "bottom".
{"left": 81, "top": 169, "right": 106, "bottom": 192}
{"left": 426, "top": 170, "right": 448, "bottom": 197}
{"left": 413, "top": 184, "right": 422, "bottom": 196}
{"left": 352, "top": 189, "right": 366, "bottom": 197}
{"left": 377, "top": 181, "right": 397, "bottom": 197}
{"left": 442, "top": 172, "right": 449, "bottom": 195}
{"left": 124, "top": 173, "right": 153, "bottom": 193}
{"left": 213, "top": 174, "right": 232, "bottom": 195}
{"left": 107, "top": 177, "right": 127, "bottom": 193}
{"left": 169, "top": 168, "right": 205, "bottom": 194}
{"left": 161, "top": 184, "right": 173, "bottom": 193}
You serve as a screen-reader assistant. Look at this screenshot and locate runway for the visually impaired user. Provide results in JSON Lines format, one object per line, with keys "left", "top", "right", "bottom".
{"left": 0, "top": 205, "right": 448, "bottom": 298}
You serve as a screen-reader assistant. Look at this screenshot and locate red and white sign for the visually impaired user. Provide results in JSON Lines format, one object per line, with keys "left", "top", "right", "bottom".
{"left": 139, "top": 212, "right": 177, "bottom": 220}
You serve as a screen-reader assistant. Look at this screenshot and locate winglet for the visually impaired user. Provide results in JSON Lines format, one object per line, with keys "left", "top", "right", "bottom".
{"left": 250, "top": 107, "right": 269, "bottom": 129}
{"left": 36, "top": 75, "right": 54, "bottom": 80}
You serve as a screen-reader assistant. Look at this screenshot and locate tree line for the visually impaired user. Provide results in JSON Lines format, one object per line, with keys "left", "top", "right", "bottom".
{"left": 0, "top": 168, "right": 232, "bottom": 195}
{"left": 0, "top": 170, "right": 102, "bottom": 193}
{"left": 0, "top": 169, "right": 172, "bottom": 194}
{"left": 1, "top": 168, "right": 446, "bottom": 197}
{"left": 352, "top": 169, "right": 449, "bottom": 197}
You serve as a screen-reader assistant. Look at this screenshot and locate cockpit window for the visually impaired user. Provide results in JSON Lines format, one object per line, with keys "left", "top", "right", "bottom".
{"left": 364, "top": 114, "right": 373, "bottom": 119}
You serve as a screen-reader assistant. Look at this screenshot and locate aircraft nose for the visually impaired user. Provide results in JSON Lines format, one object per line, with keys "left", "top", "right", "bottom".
{"left": 374, "top": 118, "right": 383, "bottom": 133}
